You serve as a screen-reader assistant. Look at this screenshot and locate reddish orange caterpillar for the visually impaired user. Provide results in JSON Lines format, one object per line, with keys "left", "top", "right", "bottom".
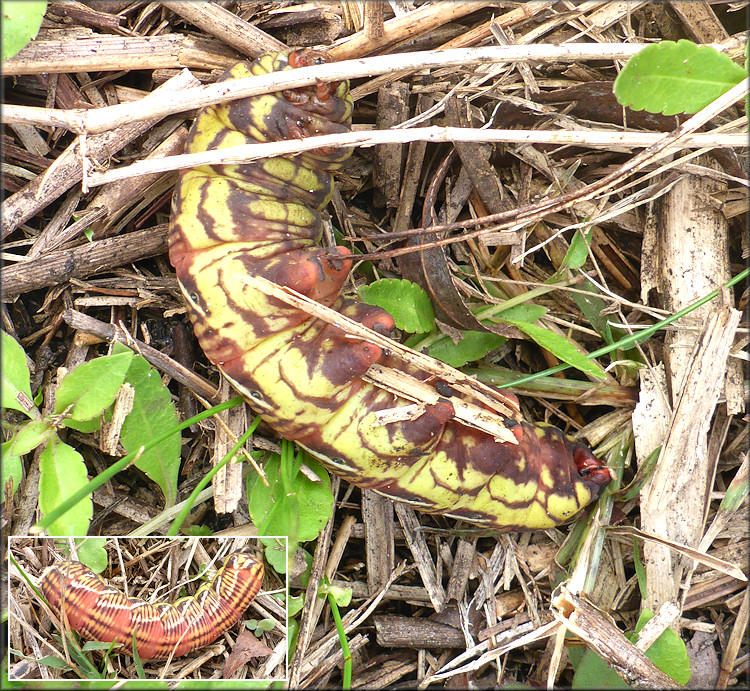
{"left": 40, "top": 549, "right": 263, "bottom": 660}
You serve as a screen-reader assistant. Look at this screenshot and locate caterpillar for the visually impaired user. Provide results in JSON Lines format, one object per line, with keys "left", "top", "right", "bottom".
{"left": 168, "top": 49, "right": 612, "bottom": 531}
{"left": 40, "top": 549, "right": 264, "bottom": 660}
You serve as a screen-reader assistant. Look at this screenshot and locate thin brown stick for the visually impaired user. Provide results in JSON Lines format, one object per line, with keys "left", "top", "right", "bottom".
{"left": 2, "top": 227, "right": 168, "bottom": 298}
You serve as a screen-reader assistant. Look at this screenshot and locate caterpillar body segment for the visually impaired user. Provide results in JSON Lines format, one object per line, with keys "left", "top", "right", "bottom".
{"left": 40, "top": 550, "right": 263, "bottom": 660}
{"left": 169, "top": 49, "right": 612, "bottom": 532}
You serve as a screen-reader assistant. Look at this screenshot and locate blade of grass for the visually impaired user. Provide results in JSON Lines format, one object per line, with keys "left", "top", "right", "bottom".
{"left": 502, "top": 268, "right": 747, "bottom": 389}
{"left": 325, "top": 576, "right": 352, "bottom": 690}
{"left": 167, "top": 415, "right": 260, "bottom": 536}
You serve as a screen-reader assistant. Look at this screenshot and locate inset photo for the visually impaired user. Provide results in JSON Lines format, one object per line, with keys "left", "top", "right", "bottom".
{"left": 9, "top": 536, "right": 287, "bottom": 682}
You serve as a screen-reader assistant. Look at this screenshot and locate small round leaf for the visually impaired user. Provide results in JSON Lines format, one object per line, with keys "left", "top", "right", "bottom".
{"left": 2, "top": 1, "right": 47, "bottom": 62}
{"left": 614, "top": 40, "right": 746, "bottom": 116}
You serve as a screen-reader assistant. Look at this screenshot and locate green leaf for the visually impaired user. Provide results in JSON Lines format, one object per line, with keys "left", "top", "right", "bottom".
{"left": 300, "top": 550, "right": 314, "bottom": 586}
{"left": 247, "top": 452, "right": 333, "bottom": 555}
{"left": 620, "top": 444, "right": 661, "bottom": 501}
{"left": 1, "top": 330, "right": 36, "bottom": 417}
{"left": 614, "top": 40, "right": 746, "bottom": 116}
{"left": 718, "top": 460, "right": 748, "bottom": 513}
{"left": 633, "top": 537, "right": 647, "bottom": 600}
{"left": 38, "top": 438, "right": 93, "bottom": 536}
{"left": 1, "top": 421, "right": 55, "bottom": 500}
{"left": 318, "top": 583, "right": 352, "bottom": 607}
{"left": 358, "top": 278, "right": 435, "bottom": 333}
{"left": 4, "top": 420, "right": 54, "bottom": 456}
{"left": 260, "top": 537, "right": 288, "bottom": 575}
{"left": 632, "top": 609, "right": 692, "bottom": 685}
{"left": 55, "top": 351, "right": 133, "bottom": 421}
{"left": 559, "top": 226, "right": 594, "bottom": 272}
{"left": 499, "top": 304, "right": 548, "bottom": 324}
{"left": 499, "top": 318, "right": 607, "bottom": 379}
{"left": 570, "top": 278, "right": 615, "bottom": 345}
{"left": 571, "top": 646, "right": 630, "bottom": 689}
{"left": 114, "top": 343, "right": 180, "bottom": 507}
{"left": 81, "top": 641, "right": 119, "bottom": 652}
{"left": 1, "top": 442, "right": 24, "bottom": 499}
{"left": 63, "top": 417, "right": 103, "bottom": 433}
{"left": 35, "top": 655, "right": 73, "bottom": 671}
{"left": 288, "top": 594, "right": 305, "bottom": 618}
{"left": 427, "top": 330, "right": 506, "bottom": 368}
{"left": 1, "top": 0, "right": 47, "bottom": 62}
{"left": 75, "top": 538, "right": 108, "bottom": 572}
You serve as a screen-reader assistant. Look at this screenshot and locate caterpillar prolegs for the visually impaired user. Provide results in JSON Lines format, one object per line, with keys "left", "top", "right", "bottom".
{"left": 168, "top": 50, "right": 612, "bottom": 531}
{"left": 40, "top": 549, "right": 263, "bottom": 660}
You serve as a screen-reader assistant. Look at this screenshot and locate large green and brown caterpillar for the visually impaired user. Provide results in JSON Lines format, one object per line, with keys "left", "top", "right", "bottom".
{"left": 40, "top": 549, "right": 263, "bottom": 660}
{"left": 168, "top": 49, "right": 612, "bottom": 531}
